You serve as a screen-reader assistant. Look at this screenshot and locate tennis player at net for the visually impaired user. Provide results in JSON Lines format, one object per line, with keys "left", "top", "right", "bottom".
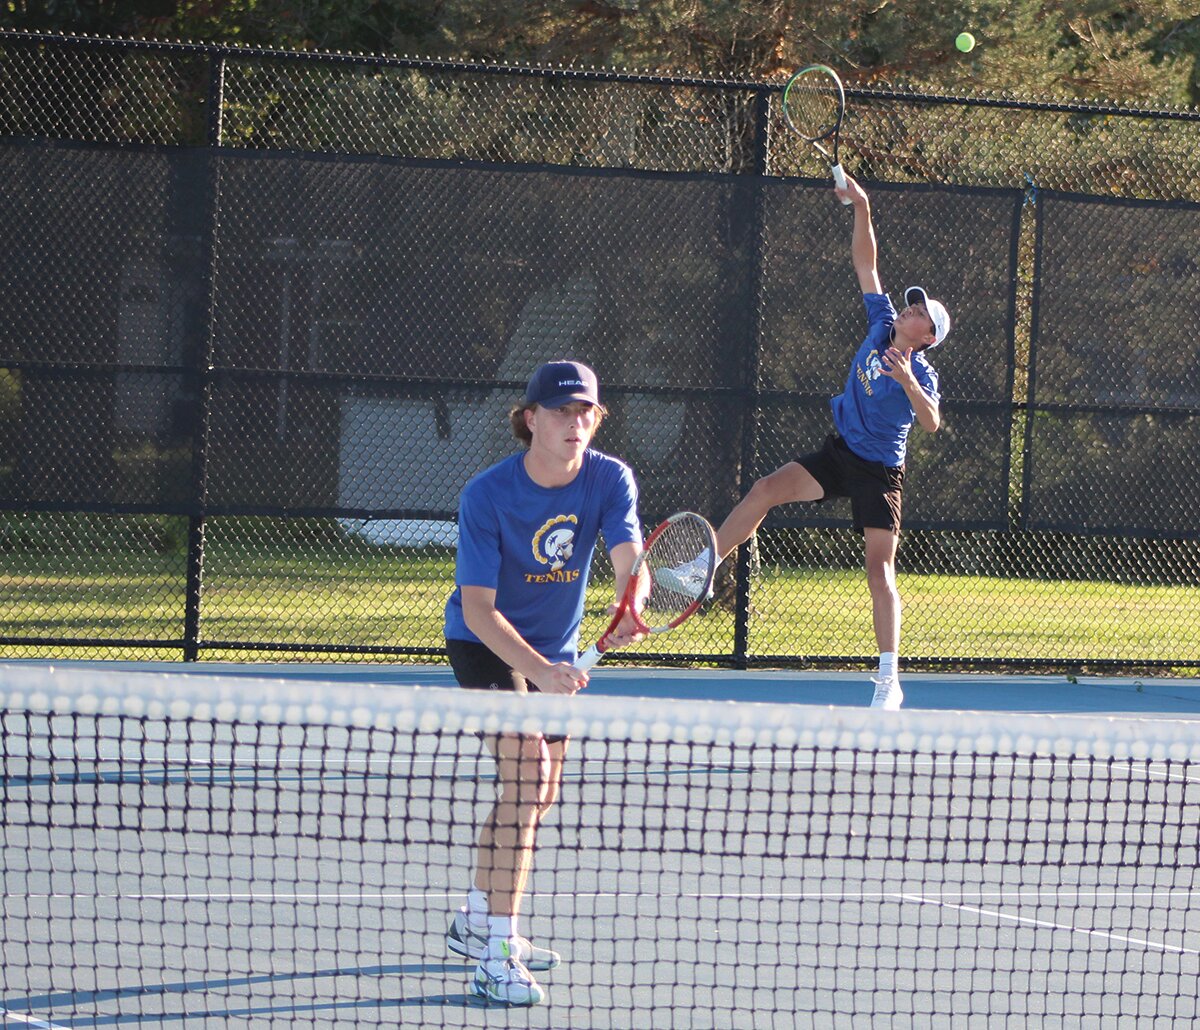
{"left": 443, "top": 360, "right": 645, "bottom": 1006}
{"left": 660, "top": 175, "right": 949, "bottom": 711}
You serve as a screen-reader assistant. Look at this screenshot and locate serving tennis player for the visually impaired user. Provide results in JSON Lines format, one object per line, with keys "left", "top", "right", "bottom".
{"left": 443, "top": 359, "right": 644, "bottom": 1006}
{"left": 659, "top": 175, "right": 949, "bottom": 711}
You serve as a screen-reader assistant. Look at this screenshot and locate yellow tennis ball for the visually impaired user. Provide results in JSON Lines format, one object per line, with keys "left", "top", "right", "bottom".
{"left": 955, "top": 31, "right": 976, "bottom": 52}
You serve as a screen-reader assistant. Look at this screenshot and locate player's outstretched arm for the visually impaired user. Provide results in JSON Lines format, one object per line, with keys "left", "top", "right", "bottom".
{"left": 839, "top": 174, "right": 882, "bottom": 296}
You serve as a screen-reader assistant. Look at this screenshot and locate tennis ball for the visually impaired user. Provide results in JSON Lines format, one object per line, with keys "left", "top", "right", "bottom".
{"left": 955, "top": 31, "right": 976, "bottom": 53}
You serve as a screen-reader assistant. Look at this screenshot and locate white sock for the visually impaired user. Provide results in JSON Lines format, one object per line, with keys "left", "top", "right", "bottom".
{"left": 465, "top": 888, "right": 489, "bottom": 933}
{"left": 488, "top": 914, "right": 517, "bottom": 939}
{"left": 878, "top": 652, "right": 898, "bottom": 680}
{"left": 487, "top": 915, "right": 518, "bottom": 957}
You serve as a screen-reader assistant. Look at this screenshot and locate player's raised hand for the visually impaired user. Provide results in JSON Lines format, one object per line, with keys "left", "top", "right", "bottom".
{"left": 880, "top": 345, "right": 917, "bottom": 385}
{"left": 835, "top": 172, "right": 868, "bottom": 207}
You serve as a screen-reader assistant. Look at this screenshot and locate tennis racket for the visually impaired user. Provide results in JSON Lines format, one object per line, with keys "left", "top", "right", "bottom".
{"left": 575, "top": 511, "right": 718, "bottom": 671}
{"left": 781, "top": 63, "right": 851, "bottom": 205}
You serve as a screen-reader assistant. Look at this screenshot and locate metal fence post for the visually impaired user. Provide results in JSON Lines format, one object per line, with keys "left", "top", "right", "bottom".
{"left": 183, "top": 51, "right": 225, "bottom": 661}
{"left": 732, "top": 85, "right": 771, "bottom": 669}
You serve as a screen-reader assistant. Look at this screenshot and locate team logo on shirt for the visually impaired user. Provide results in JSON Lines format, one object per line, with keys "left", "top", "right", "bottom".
{"left": 857, "top": 350, "right": 883, "bottom": 395}
{"left": 531, "top": 514, "right": 579, "bottom": 575}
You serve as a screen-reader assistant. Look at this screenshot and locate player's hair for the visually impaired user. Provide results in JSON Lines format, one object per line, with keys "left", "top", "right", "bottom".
{"left": 510, "top": 402, "right": 607, "bottom": 447}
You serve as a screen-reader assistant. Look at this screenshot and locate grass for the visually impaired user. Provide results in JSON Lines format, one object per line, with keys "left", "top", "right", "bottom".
{"left": 744, "top": 567, "right": 1200, "bottom": 663}
{"left": 2, "top": 541, "right": 1198, "bottom": 668}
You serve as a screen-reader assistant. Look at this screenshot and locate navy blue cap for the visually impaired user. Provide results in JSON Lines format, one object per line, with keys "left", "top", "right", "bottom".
{"left": 524, "top": 361, "right": 600, "bottom": 408}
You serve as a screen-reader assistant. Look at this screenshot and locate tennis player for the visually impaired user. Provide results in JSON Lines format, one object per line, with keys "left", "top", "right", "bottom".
{"left": 660, "top": 175, "right": 949, "bottom": 710}
{"left": 443, "top": 359, "right": 644, "bottom": 1006}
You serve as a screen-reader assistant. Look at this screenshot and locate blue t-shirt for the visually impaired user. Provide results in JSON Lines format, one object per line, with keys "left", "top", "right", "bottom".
{"left": 830, "top": 292, "right": 941, "bottom": 467}
{"left": 444, "top": 449, "right": 642, "bottom": 663}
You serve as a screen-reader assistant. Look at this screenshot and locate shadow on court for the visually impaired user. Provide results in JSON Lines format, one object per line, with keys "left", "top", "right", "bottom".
{"left": 1, "top": 963, "right": 488, "bottom": 1027}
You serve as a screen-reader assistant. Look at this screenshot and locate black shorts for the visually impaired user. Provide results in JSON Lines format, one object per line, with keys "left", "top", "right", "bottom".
{"left": 445, "top": 637, "right": 567, "bottom": 744}
{"left": 798, "top": 433, "right": 905, "bottom": 534}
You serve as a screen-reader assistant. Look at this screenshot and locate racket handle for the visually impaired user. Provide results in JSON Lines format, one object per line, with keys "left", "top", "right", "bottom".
{"left": 574, "top": 644, "right": 604, "bottom": 671}
{"left": 832, "top": 163, "right": 851, "bottom": 204}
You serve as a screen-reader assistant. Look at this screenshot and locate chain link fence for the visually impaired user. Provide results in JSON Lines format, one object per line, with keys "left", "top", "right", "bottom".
{"left": 2, "top": 32, "right": 1198, "bottom": 671}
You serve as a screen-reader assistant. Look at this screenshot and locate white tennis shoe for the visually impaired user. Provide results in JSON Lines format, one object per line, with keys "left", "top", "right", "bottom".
{"left": 447, "top": 911, "right": 561, "bottom": 970}
{"left": 654, "top": 548, "right": 714, "bottom": 600}
{"left": 870, "top": 675, "right": 904, "bottom": 711}
{"left": 470, "top": 941, "right": 546, "bottom": 1006}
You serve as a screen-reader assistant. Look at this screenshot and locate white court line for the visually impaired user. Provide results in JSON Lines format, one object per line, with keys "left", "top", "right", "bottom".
{"left": 894, "top": 892, "right": 1200, "bottom": 955}
{"left": 0, "top": 1009, "right": 71, "bottom": 1030}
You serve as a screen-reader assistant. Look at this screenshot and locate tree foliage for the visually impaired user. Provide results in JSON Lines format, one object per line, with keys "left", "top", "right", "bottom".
{"left": 3, "top": 1, "right": 1198, "bottom": 107}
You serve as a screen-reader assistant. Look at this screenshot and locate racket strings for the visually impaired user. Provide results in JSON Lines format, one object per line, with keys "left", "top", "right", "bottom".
{"left": 783, "top": 71, "right": 841, "bottom": 141}
{"left": 643, "top": 518, "right": 715, "bottom": 627}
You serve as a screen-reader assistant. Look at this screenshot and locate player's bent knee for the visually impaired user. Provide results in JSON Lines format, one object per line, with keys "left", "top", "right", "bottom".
{"left": 752, "top": 464, "right": 821, "bottom": 507}
{"left": 750, "top": 474, "right": 790, "bottom": 507}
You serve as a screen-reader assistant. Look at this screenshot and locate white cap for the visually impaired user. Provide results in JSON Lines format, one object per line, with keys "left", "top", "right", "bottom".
{"left": 904, "top": 286, "right": 951, "bottom": 348}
